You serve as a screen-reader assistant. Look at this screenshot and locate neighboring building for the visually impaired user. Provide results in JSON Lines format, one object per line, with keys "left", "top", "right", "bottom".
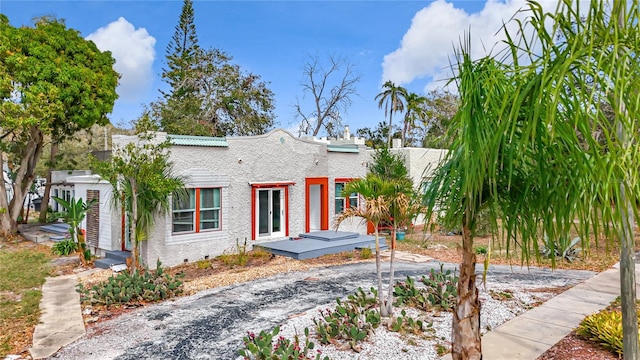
{"left": 2, "top": 162, "right": 12, "bottom": 204}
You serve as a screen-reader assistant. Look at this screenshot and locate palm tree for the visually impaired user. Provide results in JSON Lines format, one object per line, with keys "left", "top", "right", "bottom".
{"left": 424, "top": 1, "right": 640, "bottom": 358}
{"left": 375, "top": 81, "right": 407, "bottom": 147}
{"left": 52, "top": 196, "right": 97, "bottom": 265}
{"left": 402, "top": 92, "right": 427, "bottom": 147}
{"left": 423, "top": 54, "right": 514, "bottom": 360}
{"left": 94, "top": 117, "right": 186, "bottom": 271}
{"left": 382, "top": 179, "right": 416, "bottom": 316}
{"left": 335, "top": 174, "right": 392, "bottom": 317}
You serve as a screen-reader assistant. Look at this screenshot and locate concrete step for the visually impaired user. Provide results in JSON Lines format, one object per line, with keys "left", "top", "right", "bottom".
{"left": 94, "top": 257, "right": 126, "bottom": 269}
{"left": 40, "top": 223, "right": 70, "bottom": 235}
{"left": 105, "top": 250, "right": 131, "bottom": 263}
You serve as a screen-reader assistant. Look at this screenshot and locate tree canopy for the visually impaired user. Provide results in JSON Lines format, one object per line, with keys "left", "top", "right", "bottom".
{"left": 150, "top": 0, "right": 275, "bottom": 137}
{"left": 0, "top": 15, "right": 118, "bottom": 234}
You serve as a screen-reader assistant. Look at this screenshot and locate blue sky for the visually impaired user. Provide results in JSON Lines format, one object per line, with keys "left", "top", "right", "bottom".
{"left": 0, "top": 0, "right": 539, "bottom": 136}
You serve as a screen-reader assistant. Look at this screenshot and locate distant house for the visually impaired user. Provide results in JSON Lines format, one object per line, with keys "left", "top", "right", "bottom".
{"left": 2, "top": 162, "right": 12, "bottom": 204}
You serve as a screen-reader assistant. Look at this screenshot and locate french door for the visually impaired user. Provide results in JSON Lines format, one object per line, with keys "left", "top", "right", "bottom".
{"left": 257, "top": 188, "right": 284, "bottom": 238}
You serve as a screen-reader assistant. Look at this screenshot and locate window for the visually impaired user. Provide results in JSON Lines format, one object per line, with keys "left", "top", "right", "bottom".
{"left": 335, "top": 182, "right": 358, "bottom": 214}
{"left": 172, "top": 188, "right": 221, "bottom": 233}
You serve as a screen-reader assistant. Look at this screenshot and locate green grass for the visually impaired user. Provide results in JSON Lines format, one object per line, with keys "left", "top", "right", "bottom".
{"left": 0, "top": 249, "right": 51, "bottom": 357}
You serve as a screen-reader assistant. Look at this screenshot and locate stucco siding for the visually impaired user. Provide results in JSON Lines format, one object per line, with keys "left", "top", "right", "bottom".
{"left": 139, "top": 129, "right": 368, "bottom": 268}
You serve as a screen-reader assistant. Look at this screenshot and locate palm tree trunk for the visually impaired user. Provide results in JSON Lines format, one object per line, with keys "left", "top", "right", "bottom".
{"left": 614, "top": 6, "right": 639, "bottom": 356}
{"left": 387, "top": 111, "right": 394, "bottom": 148}
{"left": 130, "top": 177, "right": 139, "bottom": 271}
{"left": 375, "top": 229, "right": 389, "bottom": 317}
{"left": 385, "top": 231, "right": 396, "bottom": 317}
{"left": 451, "top": 217, "right": 482, "bottom": 360}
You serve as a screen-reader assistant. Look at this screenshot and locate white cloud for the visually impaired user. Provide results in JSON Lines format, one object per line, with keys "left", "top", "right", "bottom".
{"left": 381, "top": 0, "right": 556, "bottom": 92}
{"left": 87, "top": 17, "right": 156, "bottom": 103}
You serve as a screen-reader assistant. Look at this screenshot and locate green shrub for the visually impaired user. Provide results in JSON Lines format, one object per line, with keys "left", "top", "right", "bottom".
{"left": 52, "top": 239, "right": 77, "bottom": 256}
{"left": 360, "top": 247, "right": 373, "bottom": 259}
{"left": 474, "top": 245, "right": 488, "bottom": 255}
{"left": 394, "top": 276, "right": 429, "bottom": 310}
{"left": 420, "top": 265, "right": 459, "bottom": 311}
{"left": 46, "top": 211, "right": 66, "bottom": 223}
{"left": 76, "top": 260, "right": 184, "bottom": 306}
{"left": 577, "top": 307, "right": 640, "bottom": 356}
{"left": 540, "top": 234, "right": 582, "bottom": 262}
{"left": 389, "top": 309, "right": 430, "bottom": 334}
{"left": 394, "top": 267, "right": 459, "bottom": 312}
{"left": 313, "top": 288, "right": 382, "bottom": 351}
{"left": 218, "top": 238, "right": 250, "bottom": 268}
{"left": 239, "top": 326, "right": 328, "bottom": 360}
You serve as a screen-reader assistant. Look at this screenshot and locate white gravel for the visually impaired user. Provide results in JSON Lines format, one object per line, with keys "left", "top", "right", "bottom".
{"left": 274, "top": 282, "right": 557, "bottom": 360}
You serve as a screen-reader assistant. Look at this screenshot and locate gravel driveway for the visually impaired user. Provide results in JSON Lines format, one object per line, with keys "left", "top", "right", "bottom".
{"left": 50, "top": 261, "right": 595, "bottom": 360}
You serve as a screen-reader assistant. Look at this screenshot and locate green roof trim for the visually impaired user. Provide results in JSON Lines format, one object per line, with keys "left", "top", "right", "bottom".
{"left": 327, "top": 144, "right": 359, "bottom": 153}
{"left": 168, "top": 134, "right": 228, "bottom": 147}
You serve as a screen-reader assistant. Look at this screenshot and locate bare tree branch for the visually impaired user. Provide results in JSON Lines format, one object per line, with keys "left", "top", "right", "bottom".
{"left": 295, "top": 55, "right": 360, "bottom": 137}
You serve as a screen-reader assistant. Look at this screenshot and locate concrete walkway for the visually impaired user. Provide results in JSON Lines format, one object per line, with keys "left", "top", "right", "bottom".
{"left": 442, "top": 263, "right": 640, "bottom": 360}
{"left": 29, "top": 275, "right": 85, "bottom": 359}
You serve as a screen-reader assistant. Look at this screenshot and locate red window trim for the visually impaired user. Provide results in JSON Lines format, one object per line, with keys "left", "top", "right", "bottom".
{"left": 173, "top": 187, "right": 222, "bottom": 235}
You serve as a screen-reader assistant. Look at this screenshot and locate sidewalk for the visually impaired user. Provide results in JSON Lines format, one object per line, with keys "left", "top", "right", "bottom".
{"left": 442, "top": 262, "right": 640, "bottom": 360}
{"left": 29, "top": 275, "right": 85, "bottom": 359}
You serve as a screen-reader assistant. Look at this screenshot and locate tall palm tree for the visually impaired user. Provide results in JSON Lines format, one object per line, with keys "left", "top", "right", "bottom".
{"left": 375, "top": 81, "right": 407, "bottom": 147}
{"left": 335, "top": 174, "right": 392, "bottom": 317}
{"left": 424, "top": 1, "right": 640, "bottom": 359}
{"left": 402, "top": 92, "right": 427, "bottom": 147}
{"left": 423, "top": 54, "right": 515, "bottom": 360}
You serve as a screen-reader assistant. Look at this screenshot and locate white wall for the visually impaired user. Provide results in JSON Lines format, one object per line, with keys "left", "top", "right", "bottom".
{"left": 135, "top": 129, "right": 368, "bottom": 269}
{"left": 64, "top": 175, "right": 118, "bottom": 256}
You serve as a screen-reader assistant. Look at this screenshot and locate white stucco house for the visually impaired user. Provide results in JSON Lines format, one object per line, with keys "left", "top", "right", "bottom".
{"left": 53, "top": 129, "right": 447, "bottom": 269}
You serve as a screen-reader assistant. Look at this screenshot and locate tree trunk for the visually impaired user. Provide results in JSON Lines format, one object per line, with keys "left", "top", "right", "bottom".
{"left": 386, "top": 229, "right": 397, "bottom": 316}
{"left": 451, "top": 218, "right": 482, "bottom": 360}
{"left": 618, "top": 188, "right": 638, "bottom": 359}
{"left": 130, "top": 177, "right": 139, "bottom": 271}
{"left": 374, "top": 228, "right": 389, "bottom": 317}
{"left": 0, "top": 154, "right": 15, "bottom": 236}
{"left": 386, "top": 111, "right": 394, "bottom": 148}
{"left": 6, "top": 126, "right": 45, "bottom": 232}
{"left": 39, "top": 141, "right": 58, "bottom": 223}
{"left": 614, "top": 5, "right": 639, "bottom": 357}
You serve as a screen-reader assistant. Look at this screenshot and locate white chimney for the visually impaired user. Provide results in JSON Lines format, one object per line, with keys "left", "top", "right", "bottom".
{"left": 392, "top": 138, "right": 402, "bottom": 149}
{"left": 343, "top": 125, "right": 351, "bottom": 139}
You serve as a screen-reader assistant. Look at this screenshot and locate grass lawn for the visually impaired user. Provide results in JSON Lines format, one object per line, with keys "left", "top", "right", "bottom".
{"left": 0, "top": 239, "right": 52, "bottom": 358}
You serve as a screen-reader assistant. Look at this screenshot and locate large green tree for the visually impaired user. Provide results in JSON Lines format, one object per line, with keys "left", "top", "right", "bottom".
{"left": 0, "top": 15, "right": 118, "bottom": 234}
{"left": 375, "top": 81, "right": 407, "bottom": 147}
{"left": 421, "top": 90, "right": 458, "bottom": 149}
{"left": 152, "top": 0, "right": 275, "bottom": 137}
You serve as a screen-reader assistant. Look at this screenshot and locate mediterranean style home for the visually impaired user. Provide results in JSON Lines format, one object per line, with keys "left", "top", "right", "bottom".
{"left": 49, "top": 128, "right": 447, "bottom": 269}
